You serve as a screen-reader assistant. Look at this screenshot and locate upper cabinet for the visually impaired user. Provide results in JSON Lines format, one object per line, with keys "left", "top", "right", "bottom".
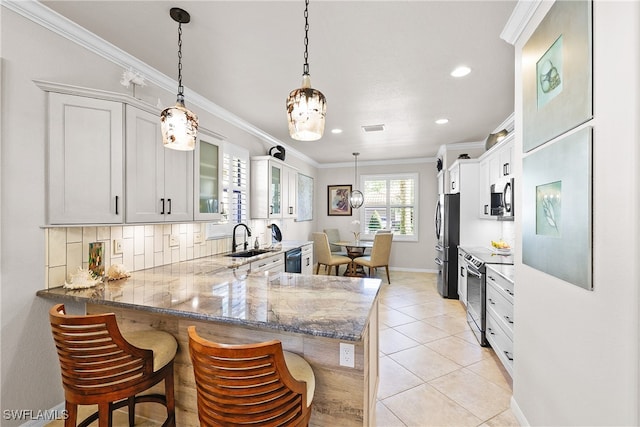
{"left": 250, "top": 156, "right": 297, "bottom": 219}
{"left": 125, "top": 106, "right": 193, "bottom": 223}
{"left": 195, "top": 130, "right": 224, "bottom": 221}
{"left": 47, "top": 92, "right": 124, "bottom": 224}
{"left": 477, "top": 134, "right": 514, "bottom": 219}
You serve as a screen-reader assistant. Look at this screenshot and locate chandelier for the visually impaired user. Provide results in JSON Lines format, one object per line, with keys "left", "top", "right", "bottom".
{"left": 350, "top": 153, "right": 364, "bottom": 209}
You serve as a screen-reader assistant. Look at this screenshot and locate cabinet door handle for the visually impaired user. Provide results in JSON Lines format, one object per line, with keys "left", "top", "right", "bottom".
{"left": 504, "top": 315, "right": 514, "bottom": 324}
{"left": 488, "top": 275, "right": 494, "bottom": 281}
{"left": 270, "top": 205, "right": 273, "bottom": 215}
{"left": 484, "top": 205, "right": 489, "bottom": 215}
{"left": 452, "top": 181, "right": 456, "bottom": 190}
{"left": 488, "top": 298, "right": 495, "bottom": 305}
{"left": 160, "top": 198, "right": 165, "bottom": 214}
{"left": 460, "top": 266, "right": 465, "bottom": 277}
{"left": 504, "top": 350, "right": 514, "bottom": 361}
{"left": 115, "top": 195, "right": 119, "bottom": 215}
{"left": 289, "top": 206, "right": 293, "bottom": 215}
{"left": 487, "top": 327, "right": 495, "bottom": 335}
{"left": 306, "top": 258, "right": 310, "bottom": 266}
{"left": 503, "top": 287, "right": 514, "bottom": 296}
{"left": 167, "top": 198, "right": 172, "bottom": 215}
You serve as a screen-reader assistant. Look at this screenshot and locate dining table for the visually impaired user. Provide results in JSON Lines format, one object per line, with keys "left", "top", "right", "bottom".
{"left": 332, "top": 240, "right": 374, "bottom": 277}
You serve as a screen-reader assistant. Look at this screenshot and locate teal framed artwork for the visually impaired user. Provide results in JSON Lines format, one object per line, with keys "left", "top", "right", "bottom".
{"left": 523, "top": 0, "right": 592, "bottom": 152}
{"left": 522, "top": 126, "right": 592, "bottom": 290}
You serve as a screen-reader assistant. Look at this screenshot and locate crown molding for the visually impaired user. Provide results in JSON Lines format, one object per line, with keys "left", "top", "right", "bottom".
{"left": 319, "top": 157, "right": 437, "bottom": 169}
{"left": 2, "top": 0, "right": 319, "bottom": 168}
{"left": 500, "top": 0, "right": 543, "bottom": 45}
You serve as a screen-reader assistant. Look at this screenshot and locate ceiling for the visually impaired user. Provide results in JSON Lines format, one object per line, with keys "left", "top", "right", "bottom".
{"left": 40, "top": 0, "right": 516, "bottom": 165}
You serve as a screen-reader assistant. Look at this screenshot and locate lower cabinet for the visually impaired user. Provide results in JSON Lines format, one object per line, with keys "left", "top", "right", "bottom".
{"left": 485, "top": 265, "right": 514, "bottom": 376}
{"left": 457, "top": 250, "right": 467, "bottom": 306}
{"left": 251, "top": 253, "right": 284, "bottom": 273}
{"left": 301, "top": 243, "right": 313, "bottom": 275}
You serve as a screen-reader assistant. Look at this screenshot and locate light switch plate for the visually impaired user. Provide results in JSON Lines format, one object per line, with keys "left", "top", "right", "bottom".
{"left": 113, "top": 239, "right": 123, "bottom": 255}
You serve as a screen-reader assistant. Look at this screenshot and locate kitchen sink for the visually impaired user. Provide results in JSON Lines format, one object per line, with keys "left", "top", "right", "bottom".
{"left": 225, "top": 249, "right": 273, "bottom": 258}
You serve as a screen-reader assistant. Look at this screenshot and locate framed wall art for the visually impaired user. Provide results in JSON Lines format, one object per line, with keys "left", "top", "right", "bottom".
{"left": 522, "top": 0, "right": 592, "bottom": 152}
{"left": 522, "top": 126, "right": 592, "bottom": 290}
{"left": 296, "top": 173, "right": 314, "bottom": 221}
{"left": 327, "top": 185, "right": 352, "bottom": 216}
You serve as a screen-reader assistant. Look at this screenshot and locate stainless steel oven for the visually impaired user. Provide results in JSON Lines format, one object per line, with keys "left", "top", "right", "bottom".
{"left": 460, "top": 247, "right": 514, "bottom": 346}
{"left": 464, "top": 258, "right": 485, "bottom": 345}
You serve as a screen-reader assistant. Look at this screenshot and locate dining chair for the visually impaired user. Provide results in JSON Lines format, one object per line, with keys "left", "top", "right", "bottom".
{"left": 353, "top": 232, "right": 393, "bottom": 284}
{"left": 49, "top": 304, "right": 177, "bottom": 427}
{"left": 188, "top": 326, "right": 315, "bottom": 427}
{"left": 312, "top": 232, "right": 351, "bottom": 275}
{"left": 323, "top": 228, "right": 347, "bottom": 255}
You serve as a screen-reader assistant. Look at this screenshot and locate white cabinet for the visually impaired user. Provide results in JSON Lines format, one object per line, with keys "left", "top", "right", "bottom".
{"left": 125, "top": 106, "right": 193, "bottom": 223}
{"left": 47, "top": 92, "right": 124, "bottom": 224}
{"left": 195, "top": 130, "right": 224, "bottom": 221}
{"left": 478, "top": 159, "right": 491, "bottom": 219}
{"left": 485, "top": 265, "right": 515, "bottom": 376}
{"left": 251, "top": 253, "right": 285, "bottom": 273}
{"left": 250, "top": 156, "right": 297, "bottom": 219}
{"left": 449, "top": 164, "right": 460, "bottom": 194}
{"left": 457, "top": 250, "right": 467, "bottom": 306}
{"left": 301, "top": 243, "right": 313, "bottom": 275}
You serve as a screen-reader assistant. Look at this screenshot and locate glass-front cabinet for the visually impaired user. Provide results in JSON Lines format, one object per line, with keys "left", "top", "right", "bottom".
{"left": 195, "top": 130, "right": 224, "bottom": 221}
{"left": 270, "top": 164, "right": 282, "bottom": 216}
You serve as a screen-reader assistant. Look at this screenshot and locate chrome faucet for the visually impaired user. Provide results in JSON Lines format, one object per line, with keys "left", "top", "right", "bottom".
{"left": 232, "top": 223, "right": 252, "bottom": 253}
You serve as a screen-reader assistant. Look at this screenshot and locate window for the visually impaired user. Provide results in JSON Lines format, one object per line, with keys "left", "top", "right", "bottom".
{"left": 360, "top": 173, "right": 418, "bottom": 241}
{"left": 222, "top": 143, "right": 249, "bottom": 224}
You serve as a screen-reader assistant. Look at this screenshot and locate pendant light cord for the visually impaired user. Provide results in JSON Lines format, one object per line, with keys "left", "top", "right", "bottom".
{"left": 354, "top": 152, "right": 359, "bottom": 183}
{"left": 303, "top": 0, "right": 310, "bottom": 76}
{"left": 177, "top": 22, "right": 184, "bottom": 98}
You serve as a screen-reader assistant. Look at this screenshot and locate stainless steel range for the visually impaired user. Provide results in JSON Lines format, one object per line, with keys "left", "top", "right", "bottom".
{"left": 460, "top": 247, "right": 514, "bottom": 346}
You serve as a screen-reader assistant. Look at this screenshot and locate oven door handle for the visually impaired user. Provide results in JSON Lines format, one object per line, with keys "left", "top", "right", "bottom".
{"left": 466, "top": 266, "right": 482, "bottom": 278}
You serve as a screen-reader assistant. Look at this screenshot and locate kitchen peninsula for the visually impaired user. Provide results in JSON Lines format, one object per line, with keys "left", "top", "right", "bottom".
{"left": 37, "top": 252, "right": 381, "bottom": 426}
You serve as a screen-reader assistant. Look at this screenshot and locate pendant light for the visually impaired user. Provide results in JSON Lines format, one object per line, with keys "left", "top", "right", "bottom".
{"left": 161, "top": 7, "right": 199, "bottom": 151}
{"left": 350, "top": 152, "right": 364, "bottom": 209}
{"left": 286, "top": 0, "right": 326, "bottom": 141}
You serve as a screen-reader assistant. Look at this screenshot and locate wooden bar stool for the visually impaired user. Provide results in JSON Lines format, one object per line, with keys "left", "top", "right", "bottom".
{"left": 49, "top": 304, "right": 177, "bottom": 427}
{"left": 188, "top": 326, "right": 315, "bottom": 427}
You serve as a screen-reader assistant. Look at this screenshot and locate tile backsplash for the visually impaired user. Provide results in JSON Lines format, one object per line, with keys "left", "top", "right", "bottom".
{"left": 45, "top": 223, "right": 231, "bottom": 289}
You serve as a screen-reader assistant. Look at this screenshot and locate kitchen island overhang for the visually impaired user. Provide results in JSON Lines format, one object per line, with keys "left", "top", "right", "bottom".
{"left": 38, "top": 257, "right": 382, "bottom": 426}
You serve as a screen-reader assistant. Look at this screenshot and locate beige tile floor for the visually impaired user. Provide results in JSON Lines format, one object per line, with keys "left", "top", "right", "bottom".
{"left": 47, "top": 270, "right": 519, "bottom": 427}
{"left": 374, "top": 271, "right": 519, "bottom": 427}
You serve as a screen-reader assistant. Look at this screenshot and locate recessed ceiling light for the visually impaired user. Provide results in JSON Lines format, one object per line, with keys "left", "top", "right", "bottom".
{"left": 435, "top": 118, "right": 449, "bottom": 125}
{"left": 451, "top": 66, "right": 471, "bottom": 77}
{"left": 331, "top": 128, "right": 343, "bottom": 134}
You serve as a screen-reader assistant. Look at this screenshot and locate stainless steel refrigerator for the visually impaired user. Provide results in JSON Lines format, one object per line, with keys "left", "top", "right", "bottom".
{"left": 435, "top": 193, "right": 460, "bottom": 298}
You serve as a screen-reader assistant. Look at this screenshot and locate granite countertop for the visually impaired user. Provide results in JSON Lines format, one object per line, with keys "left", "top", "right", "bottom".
{"left": 37, "top": 249, "right": 381, "bottom": 342}
{"left": 486, "top": 264, "right": 515, "bottom": 284}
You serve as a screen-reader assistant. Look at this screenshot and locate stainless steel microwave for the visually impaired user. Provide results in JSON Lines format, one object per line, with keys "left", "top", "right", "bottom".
{"left": 490, "top": 178, "right": 514, "bottom": 218}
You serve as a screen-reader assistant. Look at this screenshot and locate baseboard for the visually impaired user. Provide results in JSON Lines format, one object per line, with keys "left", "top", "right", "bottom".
{"left": 388, "top": 267, "right": 438, "bottom": 273}
{"left": 510, "top": 396, "right": 530, "bottom": 426}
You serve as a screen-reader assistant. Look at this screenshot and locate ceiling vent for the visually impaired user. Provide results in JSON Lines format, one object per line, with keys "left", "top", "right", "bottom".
{"left": 361, "top": 124, "right": 385, "bottom": 133}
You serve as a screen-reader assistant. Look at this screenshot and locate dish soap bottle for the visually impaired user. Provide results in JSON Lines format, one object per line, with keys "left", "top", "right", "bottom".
{"left": 254, "top": 237, "right": 260, "bottom": 250}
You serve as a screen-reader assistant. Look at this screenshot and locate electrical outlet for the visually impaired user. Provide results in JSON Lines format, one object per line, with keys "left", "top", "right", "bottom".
{"left": 113, "top": 239, "right": 123, "bottom": 255}
{"left": 339, "top": 342, "right": 355, "bottom": 368}
{"left": 194, "top": 232, "right": 202, "bottom": 244}
{"left": 169, "top": 235, "right": 179, "bottom": 247}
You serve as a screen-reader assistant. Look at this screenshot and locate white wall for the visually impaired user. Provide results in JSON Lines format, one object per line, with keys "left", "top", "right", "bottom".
{"left": 511, "top": 1, "right": 640, "bottom": 425}
{"left": 0, "top": 8, "right": 317, "bottom": 423}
